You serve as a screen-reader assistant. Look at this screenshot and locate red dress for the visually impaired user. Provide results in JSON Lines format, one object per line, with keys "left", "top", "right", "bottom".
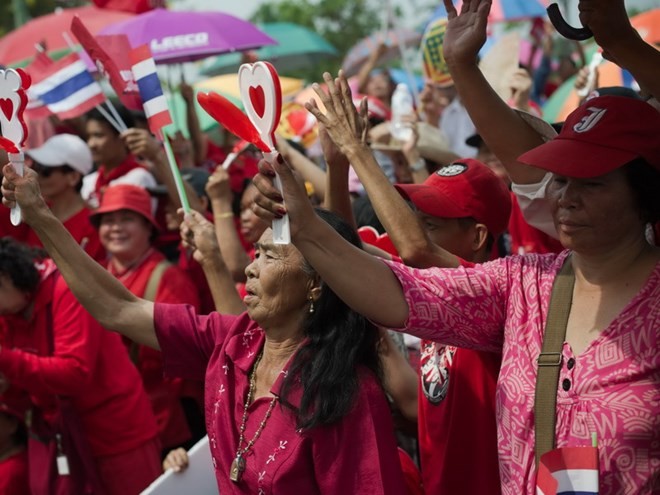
{"left": 154, "top": 304, "right": 407, "bottom": 494}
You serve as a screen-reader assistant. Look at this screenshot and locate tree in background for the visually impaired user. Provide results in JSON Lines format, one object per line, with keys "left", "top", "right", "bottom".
{"left": 250, "top": 0, "right": 384, "bottom": 80}
{"left": 2, "top": 0, "right": 87, "bottom": 37}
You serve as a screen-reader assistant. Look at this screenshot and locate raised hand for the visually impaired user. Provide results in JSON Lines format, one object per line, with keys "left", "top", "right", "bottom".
{"left": 251, "top": 156, "right": 315, "bottom": 239}
{"left": 1, "top": 164, "right": 48, "bottom": 225}
{"left": 121, "top": 128, "right": 162, "bottom": 162}
{"left": 318, "top": 122, "right": 350, "bottom": 169}
{"left": 180, "top": 209, "right": 221, "bottom": 265}
{"left": 205, "top": 165, "right": 233, "bottom": 204}
{"left": 442, "top": 0, "right": 492, "bottom": 67}
{"left": 577, "top": 0, "right": 637, "bottom": 62}
{"left": 304, "top": 71, "right": 369, "bottom": 156}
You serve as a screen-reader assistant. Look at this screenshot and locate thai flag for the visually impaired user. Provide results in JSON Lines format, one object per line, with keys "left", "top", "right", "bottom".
{"left": 536, "top": 446, "right": 599, "bottom": 495}
{"left": 29, "top": 53, "right": 106, "bottom": 120}
{"left": 129, "top": 44, "right": 172, "bottom": 134}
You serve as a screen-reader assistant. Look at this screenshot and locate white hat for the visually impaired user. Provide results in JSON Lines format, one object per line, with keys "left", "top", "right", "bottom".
{"left": 26, "top": 134, "right": 93, "bottom": 175}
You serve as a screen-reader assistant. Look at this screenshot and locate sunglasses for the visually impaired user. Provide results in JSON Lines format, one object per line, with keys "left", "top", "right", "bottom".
{"left": 31, "top": 163, "right": 74, "bottom": 178}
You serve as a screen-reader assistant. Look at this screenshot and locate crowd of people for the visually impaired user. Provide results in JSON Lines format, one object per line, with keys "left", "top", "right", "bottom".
{"left": 1, "top": 0, "right": 658, "bottom": 493}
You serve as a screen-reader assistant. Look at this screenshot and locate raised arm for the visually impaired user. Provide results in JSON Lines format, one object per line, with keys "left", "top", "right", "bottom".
{"left": 308, "top": 72, "right": 460, "bottom": 269}
{"left": 180, "top": 81, "right": 208, "bottom": 166}
{"left": 180, "top": 210, "right": 245, "bottom": 315}
{"left": 276, "top": 135, "right": 327, "bottom": 203}
{"left": 1, "top": 165, "right": 158, "bottom": 348}
{"left": 205, "top": 166, "right": 252, "bottom": 282}
{"left": 442, "top": 0, "right": 546, "bottom": 184}
{"left": 252, "top": 154, "right": 409, "bottom": 329}
{"left": 578, "top": 0, "right": 660, "bottom": 99}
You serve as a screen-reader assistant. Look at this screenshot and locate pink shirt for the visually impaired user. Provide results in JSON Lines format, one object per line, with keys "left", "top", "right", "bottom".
{"left": 154, "top": 304, "right": 406, "bottom": 494}
{"left": 383, "top": 251, "right": 660, "bottom": 495}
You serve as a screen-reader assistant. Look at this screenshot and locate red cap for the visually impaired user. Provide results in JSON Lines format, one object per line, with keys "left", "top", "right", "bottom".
{"left": 90, "top": 184, "right": 159, "bottom": 229}
{"left": 395, "top": 159, "right": 512, "bottom": 235}
{"left": 518, "top": 95, "right": 660, "bottom": 178}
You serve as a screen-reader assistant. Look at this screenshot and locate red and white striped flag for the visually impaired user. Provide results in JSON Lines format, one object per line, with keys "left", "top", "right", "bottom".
{"left": 536, "top": 446, "right": 599, "bottom": 495}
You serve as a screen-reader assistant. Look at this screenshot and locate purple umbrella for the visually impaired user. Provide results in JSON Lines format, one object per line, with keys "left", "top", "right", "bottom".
{"left": 99, "top": 8, "right": 277, "bottom": 64}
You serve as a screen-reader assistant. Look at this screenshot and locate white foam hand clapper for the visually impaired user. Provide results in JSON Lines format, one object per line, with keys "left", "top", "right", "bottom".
{"left": 238, "top": 62, "right": 290, "bottom": 244}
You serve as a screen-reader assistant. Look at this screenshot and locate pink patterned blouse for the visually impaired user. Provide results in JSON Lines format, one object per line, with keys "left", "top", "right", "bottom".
{"left": 383, "top": 251, "right": 660, "bottom": 495}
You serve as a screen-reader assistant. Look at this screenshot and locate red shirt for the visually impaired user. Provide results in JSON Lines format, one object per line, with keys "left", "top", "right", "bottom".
{"left": 154, "top": 304, "right": 407, "bottom": 494}
{"left": 110, "top": 249, "right": 200, "bottom": 449}
{"left": 0, "top": 451, "right": 29, "bottom": 495}
{"left": 417, "top": 259, "right": 501, "bottom": 494}
{"left": 0, "top": 262, "right": 158, "bottom": 457}
{"left": 0, "top": 207, "right": 29, "bottom": 243}
{"left": 24, "top": 207, "right": 105, "bottom": 262}
{"left": 508, "top": 193, "right": 563, "bottom": 255}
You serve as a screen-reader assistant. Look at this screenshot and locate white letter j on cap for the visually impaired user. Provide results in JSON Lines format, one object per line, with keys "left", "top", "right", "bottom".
{"left": 573, "top": 107, "right": 607, "bottom": 133}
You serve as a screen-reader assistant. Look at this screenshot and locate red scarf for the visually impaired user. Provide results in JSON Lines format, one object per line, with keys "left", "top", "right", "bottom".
{"left": 94, "top": 155, "right": 145, "bottom": 195}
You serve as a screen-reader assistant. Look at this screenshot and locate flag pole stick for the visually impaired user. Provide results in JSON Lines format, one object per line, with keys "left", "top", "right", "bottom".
{"left": 94, "top": 104, "right": 123, "bottom": 134}
{"left": 158, "top": 128, "right": 191, "bottom": 214}
{"left": 105, "top": 100, "right": 127, "bottom": 132}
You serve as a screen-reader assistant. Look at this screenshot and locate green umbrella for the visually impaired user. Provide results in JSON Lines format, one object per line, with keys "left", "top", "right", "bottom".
{"left": 200, "top": 22, "right": 338, "bottom": 76}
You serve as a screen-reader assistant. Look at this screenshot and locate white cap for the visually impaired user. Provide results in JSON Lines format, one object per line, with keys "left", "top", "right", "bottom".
{"left": 25, "top": 134, "right": 93, "bottom": 175}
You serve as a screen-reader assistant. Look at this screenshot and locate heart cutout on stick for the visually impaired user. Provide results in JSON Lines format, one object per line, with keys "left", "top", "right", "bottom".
{"left": 249, "top": 85, "right": 266, "bottom": 119}
{"left": 0, "top": 98, "right": 13, "bottom": 121}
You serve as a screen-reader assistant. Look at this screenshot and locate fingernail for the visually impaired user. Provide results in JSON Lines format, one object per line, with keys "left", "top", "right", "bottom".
{"left": 274, "top": 193, "right": 283, "bottom": 202}
{"left": 277, "top": 206, "right": 287, "bottom": 216}
{"left": 276, "top": 154, "right": 284, "bottom": 164}
{"left": 274, "top": 213, "right": 283, "bottom": 220}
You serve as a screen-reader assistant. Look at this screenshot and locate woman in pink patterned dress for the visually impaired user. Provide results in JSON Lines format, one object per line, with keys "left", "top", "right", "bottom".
{"left": 245, "top": 87, "right": 660, "bottom": 495}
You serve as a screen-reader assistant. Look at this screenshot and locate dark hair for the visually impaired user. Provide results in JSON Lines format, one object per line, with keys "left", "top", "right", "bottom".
{"left": 352, "top": 195, "right": 385, "bottom": 234}
{"left": 622, "top": 158, "right": 660, "bottom": 224}
{"left": 0, "top": 238, "right": 45, "bottom": 293}
{"left": 86, "top": 104, "right": 135, "bottom": 136}
{"left": 278, "top": 208, "right": 382, "bottom": 430}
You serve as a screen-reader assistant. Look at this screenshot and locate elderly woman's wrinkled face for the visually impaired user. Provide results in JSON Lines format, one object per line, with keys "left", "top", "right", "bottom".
{"left": 243, "top": 229, "right": 315, "bottom": 329}
{"left": 548, "top": 168, "right": 642, "bottom": 253}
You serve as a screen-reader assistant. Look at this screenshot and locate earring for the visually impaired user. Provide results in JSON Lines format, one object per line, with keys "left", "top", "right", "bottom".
{"left": 308, "top": 296, "right": 315, "bottom": 314}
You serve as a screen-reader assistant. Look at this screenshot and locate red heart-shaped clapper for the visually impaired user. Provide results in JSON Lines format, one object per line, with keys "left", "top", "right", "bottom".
{"left": 357, "top": 226, "right": 399, "bottom": 257}
{"left": 0, "top": 98, "right": 14, "bottom": 121}
{"left": 197, "top": 92, "right": 270, "bottom": 153}
{"left": 248, "top": 85, "right": 266, "bottom": 119}
{"left": 0, "top": 136, "right": 19, "bottom": 153}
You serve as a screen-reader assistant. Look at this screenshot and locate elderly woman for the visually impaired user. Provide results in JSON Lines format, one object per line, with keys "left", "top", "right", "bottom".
{"left": 0, "top": 174, "right": 406, "bottom": 493}
{"left": 243, "top": 75, "right": 660, "bottom": 495}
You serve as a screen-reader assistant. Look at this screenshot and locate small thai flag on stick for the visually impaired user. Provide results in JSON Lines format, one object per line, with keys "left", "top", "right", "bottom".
{"left": 536, "top": 445, "right": 599, "bottom": 495}
{"left": 129, "top": 44, "right": 190, "bottom": 213}
{"left": 129, "top": 44, "right": 172, "bottom": 134}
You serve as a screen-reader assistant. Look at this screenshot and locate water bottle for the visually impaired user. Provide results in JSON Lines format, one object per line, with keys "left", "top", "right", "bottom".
{"left": 390, "top": 83, "right": 414, "bottom": 142}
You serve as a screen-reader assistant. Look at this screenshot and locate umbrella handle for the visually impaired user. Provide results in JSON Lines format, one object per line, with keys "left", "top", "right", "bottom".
{"left": 546, "top": 3, "right": 593, "bottom": 41}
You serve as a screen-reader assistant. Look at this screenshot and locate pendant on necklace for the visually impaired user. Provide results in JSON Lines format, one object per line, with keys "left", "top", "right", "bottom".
{"left": 229, "top": 454, "right": 246, "bottom": 483}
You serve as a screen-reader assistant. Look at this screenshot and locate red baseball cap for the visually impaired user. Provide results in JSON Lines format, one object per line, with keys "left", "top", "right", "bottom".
{"left": 90, "top": 184, "right": 159, "bottom": 230}
{"left": 518, "top": 95, "right": 660, "bottom": 178}
{"left": 395, "top": 159, "right": 512, "bottom": 235}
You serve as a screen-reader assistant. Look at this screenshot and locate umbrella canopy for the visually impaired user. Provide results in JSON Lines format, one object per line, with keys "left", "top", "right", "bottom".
{"left": 200, "top": 22, "right": 338, "bottom": 76}
{"left": 169, "top": 75, "right": 304, "bottom": 132}
{"left": 341, "top": 29, "right": 423, "bottom": 77}
{"left": 430, "top": 0, "right": 546, "bottom": 23}
{"left": 99, "top": 8, "right": 276, "bottom": 64}
{"left": 542, "top": 61, "right": 638, "bottom": 123}
{"left": 0, "top": 6, "right": 134, "bottom": 67}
